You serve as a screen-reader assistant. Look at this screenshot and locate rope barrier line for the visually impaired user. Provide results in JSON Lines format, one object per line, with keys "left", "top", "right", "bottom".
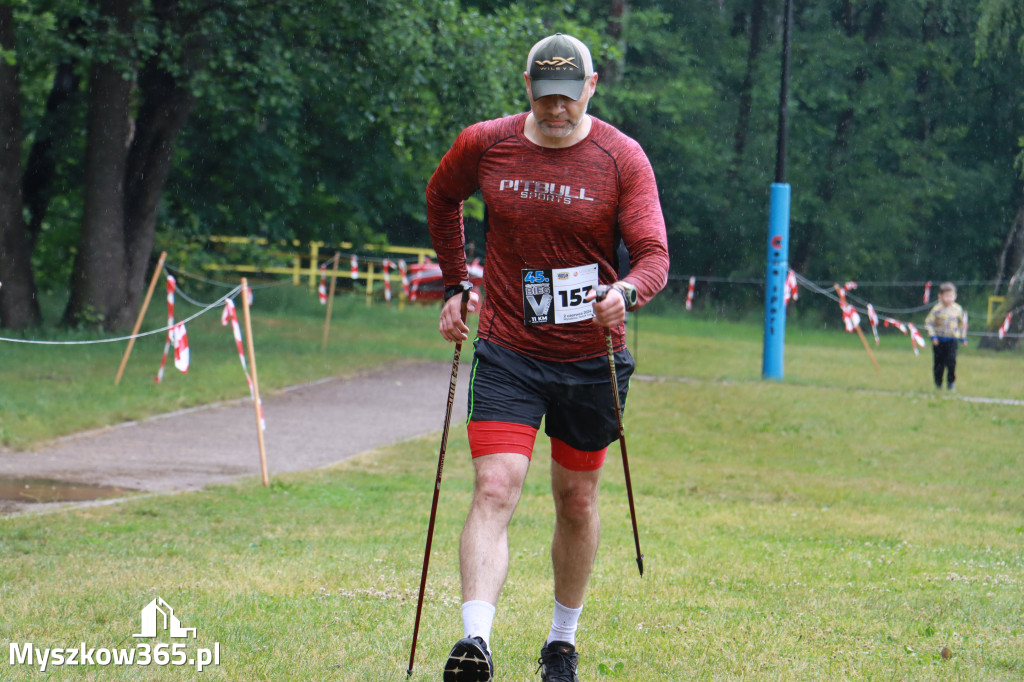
{"left": 3, "top": 262, "right": 1021, "bottom": 344}
{"left": 166, "top": 248, "right": 1019, "bottom": 333}
{"left": 315, "top": 250, "right": 420, "bottom": 270}
{"left": 0, "top": 285, "right": 242, "bottom": 346}
{"left": 163, "top": 267, "right": 223, "bottom": 308}
{"left": 791, "top": 272, "right": 934, "bottom": 316}
{"left": 162, "top": 263, "right": 239, "bottom": 289}
{"left": 160, "top": 265, "right": 259, "bottom": 309}
{"left": 788, "top": 271, "right": 1024, "bottom": 339}
{"left": 672, "top": 271, "right": 1018, "bottom": 330}
{"left": 667, "top": 272, "right": 1010, "bottom": 288}
{"left": 163, "top": 263, "right": 289, "bottom": 291}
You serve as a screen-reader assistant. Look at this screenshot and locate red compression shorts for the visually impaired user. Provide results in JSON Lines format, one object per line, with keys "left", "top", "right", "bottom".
{"left": 467, "top": 421, "right": 607, "bottom": 472}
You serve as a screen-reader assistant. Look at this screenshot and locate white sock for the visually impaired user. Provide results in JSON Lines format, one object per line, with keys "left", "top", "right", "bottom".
{"left": 546, "top": 599, "right": 583, "bottom": 646}
{"left": 461, "top": 600, "right": 496, "bottom": 648}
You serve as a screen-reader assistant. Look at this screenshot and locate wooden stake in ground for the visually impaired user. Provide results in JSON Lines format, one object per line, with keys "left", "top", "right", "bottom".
{"left": 855, "top": 325, "right": 881, "bottom": 373}
{"left": 240, "top": 277, "right": 269, "bottom": 487}
{"left": 115, "top": 251, "right": 167, "bottom": 385}
{"left": 364, "top": 261, "right": 375, "bottom": 307}
{"left": 834, "top": 283, "right": 880, "bottom": 373}
{"left": 321, "top": 252, "right": 341, "bottom": 350}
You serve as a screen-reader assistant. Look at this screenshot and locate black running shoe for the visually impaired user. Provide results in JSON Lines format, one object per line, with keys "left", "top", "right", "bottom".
{"left": 537, "top": 640, "right": 579, "bottom": 681}
{"left": 444, "top": 636, "right": 493, "bottom": 682}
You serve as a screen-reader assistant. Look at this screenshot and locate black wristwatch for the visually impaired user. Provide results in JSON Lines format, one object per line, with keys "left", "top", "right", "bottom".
{"left": 612, "top": 281, "right": 638, "bottom": 308}
{"left": 443, "top": 280, "right": 474, "bottom": 303}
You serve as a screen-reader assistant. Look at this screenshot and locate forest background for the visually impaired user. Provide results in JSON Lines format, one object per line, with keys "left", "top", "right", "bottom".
{"left": 0, "top": 0, "right": 1023, "bottom": 334}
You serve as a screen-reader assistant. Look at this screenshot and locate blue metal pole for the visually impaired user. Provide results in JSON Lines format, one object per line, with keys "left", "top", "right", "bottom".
{"left": 762, "top": 183, "right": 790, "bottom": 380}
{"left": 763, "top": 0, "right": 793, "bottom": 381}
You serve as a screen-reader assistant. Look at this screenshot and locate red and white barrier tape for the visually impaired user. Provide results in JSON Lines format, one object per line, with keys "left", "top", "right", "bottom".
{"left": 784, "top": 269, "right": 799, "bottom": 305}
{"left": 156, "top": 275, "right": 177, "bottom": 383}
{"left": 867, "top": 303, "right": 880, "bottom": 345}
{"left": 222, "top": 298, "right": 265, "bottom": 431}
{"left": 883, "top": 317, "right": 908, "bottom": 335}
{"left": 908, "top": 322, "right": 926, "bottom": 355}
{"left": 172, "top": 322, "right": 190, "bottom": 373}
{"left": 998, "top": 312, "right": 1013, "bottom": 340}
{"left": 399, "top": 259, "right": 410, "bottom": 299}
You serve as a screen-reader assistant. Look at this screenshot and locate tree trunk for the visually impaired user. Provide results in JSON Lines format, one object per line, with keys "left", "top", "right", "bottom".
{"left": 112, "top": 55, "right": 195, "bottom": 328}
{"left": 979, "top": 197, "right": 1024, "bottom": 350}
{"left": 729, "top": 0, "right": 765, "bottom": 180}
{"left": 603, "top": 0, "right": 627, "bottom": 84}
{"left": 23, "top": 60, "right": 82, "bottom": 246}
{"left": 64, "top": 0, "right": 197, "bottom": 329}
{"left": 993, "top": 196, "right": 1024, "bottom": 295}
{"left": 63, "top": 0, "right": 135, "bottom": 329}
{"left": 0, "top": 4, "right": 42, "bottom": 329}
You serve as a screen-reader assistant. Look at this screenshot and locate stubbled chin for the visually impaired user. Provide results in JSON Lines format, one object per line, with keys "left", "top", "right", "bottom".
{"left": 539, "top": 122, "right": 574, "bottom": 138}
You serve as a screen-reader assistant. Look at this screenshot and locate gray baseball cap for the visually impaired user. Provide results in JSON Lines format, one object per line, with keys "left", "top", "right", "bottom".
{"left": 526, "top": 33, "right": 594, "bottom": 101}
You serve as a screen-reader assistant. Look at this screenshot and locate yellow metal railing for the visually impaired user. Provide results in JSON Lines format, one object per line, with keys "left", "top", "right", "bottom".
{"left": 200, "top": 236, "right": 436, "bottom": 292}
{"left": 988, "top": 296, "right": 1006, "bottom": 325}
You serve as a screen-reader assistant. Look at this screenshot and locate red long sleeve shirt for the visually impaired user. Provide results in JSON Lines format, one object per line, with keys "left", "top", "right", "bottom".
{"left": 427, "top": 112, "right": 669, "bottom": 362}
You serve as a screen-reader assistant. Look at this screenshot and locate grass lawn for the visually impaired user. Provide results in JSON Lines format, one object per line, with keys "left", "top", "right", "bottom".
{"left": 1, "top": 286, "right": 1022, "bottom": 680}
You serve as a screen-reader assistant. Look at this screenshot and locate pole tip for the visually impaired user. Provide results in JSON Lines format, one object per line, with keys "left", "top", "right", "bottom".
{"left": 637, "top": 555, "right": 645, "bottom": 577}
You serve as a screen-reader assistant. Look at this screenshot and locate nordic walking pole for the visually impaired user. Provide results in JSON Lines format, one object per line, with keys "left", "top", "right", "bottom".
{"left": 240, "top": 278, "right": 269, "bottom": 488}
{"left": 596, "top": 285, "right": 644, "bottom": 577}
{"left": 408, "top": 287, "right": 471, "bottom": 678}
{"left": 321, "top": 252, "right": 341, "bottom": 349}
{"left": 115, "top": 251, "right": 167, "bottom": 385}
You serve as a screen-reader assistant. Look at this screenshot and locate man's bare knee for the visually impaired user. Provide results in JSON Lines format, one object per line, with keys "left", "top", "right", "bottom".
{"left": 554, "top": 486, "right": 599, "bottom": 526}
{"left": 473, "top": 464, "right": 525, "bottom": 514}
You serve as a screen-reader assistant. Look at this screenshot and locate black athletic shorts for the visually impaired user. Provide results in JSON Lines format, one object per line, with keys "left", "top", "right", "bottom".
{"left": 467, "top": 338, "right": 634, "bottom": 453}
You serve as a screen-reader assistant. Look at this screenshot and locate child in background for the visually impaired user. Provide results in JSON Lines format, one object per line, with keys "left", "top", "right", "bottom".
{"left": 924, "top": 282, "right": 967, "bottom": 391}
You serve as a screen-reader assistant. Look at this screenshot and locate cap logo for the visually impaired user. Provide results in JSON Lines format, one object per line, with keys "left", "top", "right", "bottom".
{"left": 535, "top": 56, "right": 579, "bottom": 69}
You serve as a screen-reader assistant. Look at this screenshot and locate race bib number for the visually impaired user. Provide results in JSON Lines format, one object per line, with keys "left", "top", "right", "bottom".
{"left": 521, "top": 264, "right": 599, "bottom": 326}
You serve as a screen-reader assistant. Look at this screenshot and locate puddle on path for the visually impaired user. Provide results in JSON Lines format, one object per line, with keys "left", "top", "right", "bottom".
{"left": 0, "top": 477, "right": 133, "bottom": 504}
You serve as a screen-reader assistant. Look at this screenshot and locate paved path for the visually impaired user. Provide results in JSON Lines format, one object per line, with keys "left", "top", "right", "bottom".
{"left": 0, "top": 361, "right": 470, "bottom": 515}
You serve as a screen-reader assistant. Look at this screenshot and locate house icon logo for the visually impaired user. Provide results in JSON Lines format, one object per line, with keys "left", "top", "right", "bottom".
{"left": 132, "top": 597, "right": 197, "bottom": 639}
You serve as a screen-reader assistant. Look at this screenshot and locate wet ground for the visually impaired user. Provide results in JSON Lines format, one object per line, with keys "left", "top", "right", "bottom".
{"left": 0, "top": 477, "right": 131, "bottom": 504}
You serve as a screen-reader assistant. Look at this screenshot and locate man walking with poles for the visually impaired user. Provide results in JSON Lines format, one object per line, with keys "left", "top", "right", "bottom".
{"left": 425, "top": 33, "right": 669, "bottom": 681}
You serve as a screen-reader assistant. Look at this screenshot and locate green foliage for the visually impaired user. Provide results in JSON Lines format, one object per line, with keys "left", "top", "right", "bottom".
{"left": 975, "top": 0, "right": 1024, "bottom": 62}
{"left": 161, "top": 1, "right": 547, "bottom": 246}
{"left": 6, "top": 0, "right": 1024, "bottom": 303}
